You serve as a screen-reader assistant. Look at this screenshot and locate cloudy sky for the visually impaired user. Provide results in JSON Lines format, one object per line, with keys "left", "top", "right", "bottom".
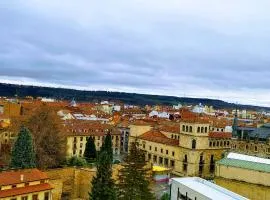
{"left": 1, "top": 1, "right": 270, "bottom": 106}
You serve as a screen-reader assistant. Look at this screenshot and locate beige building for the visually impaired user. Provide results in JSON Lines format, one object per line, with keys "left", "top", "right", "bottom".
{"left": 0, "top": 169, "right": 53, "bottom": 200}
{"left": 130, "top": 119, "right": 231, "bottom": 178}
{"left": 65, "top": 122, "right": 121, "bottom": 158}
{"left": 215, "top": 152, "right": 270, "bottom": 200}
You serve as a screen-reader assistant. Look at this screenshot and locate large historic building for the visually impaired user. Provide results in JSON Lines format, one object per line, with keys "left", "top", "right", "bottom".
{"left": 65, "top": 122, "right": 121, "bottom": 158}
{"left": 129, "top": 119, "right": 232, "bottom": 177}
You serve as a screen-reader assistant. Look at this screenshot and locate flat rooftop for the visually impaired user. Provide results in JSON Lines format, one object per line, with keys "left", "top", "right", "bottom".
{"left": 171, "top": 177, "right": 248, "bottom": 200}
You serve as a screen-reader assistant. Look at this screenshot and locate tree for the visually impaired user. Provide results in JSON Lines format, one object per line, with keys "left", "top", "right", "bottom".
{"left": 89, "top": 151, "right": 117, "bottom": 200}
{"left": 67, "top": 156, "right": 87, "bottom": 167}
{"left": 117, "top": 140, "right": 155, "bottom": 200}
{"left": 10, "top": 126, "right": 36, "bottom": 169}
{"left": 161, "top": 193, "right": 170, "bottom": 200}
{"left": 100, "top": 133, "right": 113, "bottom": 162}
{"left": 84, "top": 137, "right": 97, "bottom": 162}
{"left": 25, "top": 104, "right": 65, "bottom": 169}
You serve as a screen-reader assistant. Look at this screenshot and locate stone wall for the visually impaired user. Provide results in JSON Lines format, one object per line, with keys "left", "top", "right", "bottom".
{"left": 45, "top": 165, "right": 122, "bottom": 200}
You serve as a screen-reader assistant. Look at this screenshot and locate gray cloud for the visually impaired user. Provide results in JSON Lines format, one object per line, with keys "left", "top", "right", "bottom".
{"left": 1, "top": 1, "right": 270, "bottom": 106}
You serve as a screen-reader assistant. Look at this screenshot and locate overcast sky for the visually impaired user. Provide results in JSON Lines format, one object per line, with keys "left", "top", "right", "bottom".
{"left": 1, "top": 1, "right": 270, "bottom": 106}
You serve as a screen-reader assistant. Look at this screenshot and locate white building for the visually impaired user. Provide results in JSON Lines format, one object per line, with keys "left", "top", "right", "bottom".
{"left": 170, "top": 177, "right": 248, "bottom": 200}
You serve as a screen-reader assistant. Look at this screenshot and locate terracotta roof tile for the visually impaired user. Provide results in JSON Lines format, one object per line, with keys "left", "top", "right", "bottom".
{"left": 0, "top": 183, "right": 53, "bottom": 198}
{"left": 139, "top": 129, "right": 179, "bottom": 146}
{"left": 0, "top": 169, "right": 48, "bottom": 186}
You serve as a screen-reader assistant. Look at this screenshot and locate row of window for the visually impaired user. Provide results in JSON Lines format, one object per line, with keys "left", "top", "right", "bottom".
{"left": 142, "top": 144, "right": 175, "bottom": 157}
{"left": 10, "top": 192, "right": 50, "bottom": 200}
{"left": 73, "top": 136, "right": 119, "bottom": 142}
{"left": 182, "top": 125, "right": 208, "bottom": 133}
{"left": 232, "top": 144, "right": 270, "bottom": 153}
{"left": 148, "top": 154, "right": 175, "bottom": 167}
{"left": 171, "top": 134, "right": 180, "bottom": 140}
{"left": 209, "top": 140, "right": 230, "bottom": 148}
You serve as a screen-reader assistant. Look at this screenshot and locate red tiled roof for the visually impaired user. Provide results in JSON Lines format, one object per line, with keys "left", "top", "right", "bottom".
{"left": 139, "top": 129, "right": 179, "bottom": 146}
{"left": 209, "top": 132, "right": 232, "bottom": 139}
{"left": 159, "top": 125, "right": 180, "bottom": 133}
{"left": 0, "top": 169, "right": 48, "bottom": 186}
{"left": 0, "top": 183, "right": 53, "bottom": 198}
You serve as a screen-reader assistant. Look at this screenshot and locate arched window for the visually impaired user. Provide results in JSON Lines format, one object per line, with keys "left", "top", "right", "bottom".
{"left": 224, "top": 141, "right": 226, "bottom": 146}
{"left": 189, "top": 126, "right": 193, "bottom": 133}
{"left": 197, "top": 127, "right": 200, "bottom": 133}
{"left": 192, "top": 139, "right": 196, "bottom": 149}
{"left": 209, "top": 141, "right": 212, "bottom": 147}
{"left": 201, "top": 127, "right": 204, "bottom": 133}
{"left": 217, "top": 141, "right": 219, "bottom": 147}
{"left": 182, "top": 125, "right": 185, "bottom": 132}
{"left": 205, "top": 127, "right": 208, "bottom": 133}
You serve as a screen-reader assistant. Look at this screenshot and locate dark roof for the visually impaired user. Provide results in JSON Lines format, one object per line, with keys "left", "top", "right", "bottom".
{"left": 249, "top": 126, "right": 270, "bottom": 139}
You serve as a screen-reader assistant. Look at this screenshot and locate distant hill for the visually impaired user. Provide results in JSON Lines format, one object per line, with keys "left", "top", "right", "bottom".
{"left": 0, "top": 83, "right": 269, "bottom": 111}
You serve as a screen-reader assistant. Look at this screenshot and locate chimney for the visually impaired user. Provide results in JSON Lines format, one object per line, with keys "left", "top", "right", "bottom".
{"left": 20, "top": 174, "right": 24, "bottom": 182}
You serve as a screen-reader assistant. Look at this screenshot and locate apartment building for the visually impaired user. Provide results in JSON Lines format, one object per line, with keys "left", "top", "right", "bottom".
{"left": 0, "top": 169, "right": 53, "bottom": 200}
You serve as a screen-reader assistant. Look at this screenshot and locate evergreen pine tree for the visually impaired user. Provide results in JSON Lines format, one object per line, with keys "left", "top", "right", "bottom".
{"left": 100, "top": 133, "right": 113, "bottom": 162}
{"left": 84, "top": 137, "right": 97, "bottom": 162}
{"left": 10, "top": 126, "right": 36, "bottom": 169}
{"left": 117, "top": 140, "right": 155, "bottom": 200}
{"left": 89, "top": 151, "right": 117, "bottom": 200}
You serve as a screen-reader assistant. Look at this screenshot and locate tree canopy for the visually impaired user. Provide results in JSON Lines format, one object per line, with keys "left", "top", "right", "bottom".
{"left": 117, "top": 140, "right": 155, "bottom": 200}
{"left": 84, "top": 137, "right": 97, "bottom": 162}
{"left": 10, "top": 126, "right": 36, "bottom": 169}
{"left": 89, "top": 151, "right": 117, "bottom": 200}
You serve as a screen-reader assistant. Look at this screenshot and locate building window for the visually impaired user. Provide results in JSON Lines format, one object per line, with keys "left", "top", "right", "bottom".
{"left": 149, "top": 146, "right": 152, "bottom": 150}
{"left": 246, "top": 145, "right": 249, "bottom": 150}
{"left": 172, "top": 151, "right": 175, "bottom": 156}
{"left": 185, "top": 126, "right": 189, "bottom": 132}
{"left": 12, "top": 185, "right": 16, "bottom": 188}
{"left": 143, "top": 144, "right": 145, "bottom": 149}
{"left": 189, "top": 126, "right": 192, "bottom": 133}
{"left": 161, "top": 148, "right": 163, "bottom": 153}
{"left": 171, "top": 160, "right": 175, "bottom": 167}
{"left": 197, "top": 127, "right": 200, "bottom": 133}
{"left": 153, "top": 155, "right": 157, "bottom": 162}
{"left": 224, "top": 141, "right": 226, "bottom": 146}
{"left": 255, "top": 146, "right": 258, "bottom": 152}
{"left": 80, "top": 143, "right": 83, "bottom": 148}
{"left": 32, "top": 195, "right": 38, "bottom": 200}
{"left": 80, "top": 137, "right": 83, "bottom": 141}
{"left": 205, "top": 127, "right": 208, "bottom": 133}
{"left": 217, "top": 141, "right": 219, "bottom": 147}
{"left": 155, "top": 147, "right": 157, "bottom": 151}
{"left": 182, "top": 125, "right": 185, "bottom": 132}
{"left": 201, "top": 127, "right": 204, "bottom": 133}
{"left": 148, "top": 154, "right": 152, "bottom": 160}
{"left": 44, "top": 192, "right": 50, "bottom": 200}
{"left": 166, "top": 150, "right": 168, "bottom": 155}
{"left": 159, "top": 157, "right": 163, "bottom": 164}
{"left": 227, "top": 141, "right": 230, "bottom": 146}
{"left": 22, "top": 196, "right": 28, "bottom": 200}
{"left": 164, "top": 158, "right": 169, "bottom": 166}
{"left": 209, "top": 141, "right": 212, "bottom": 147}
{"left": 192, "top": 139, "right": 196, "bottom": 149}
